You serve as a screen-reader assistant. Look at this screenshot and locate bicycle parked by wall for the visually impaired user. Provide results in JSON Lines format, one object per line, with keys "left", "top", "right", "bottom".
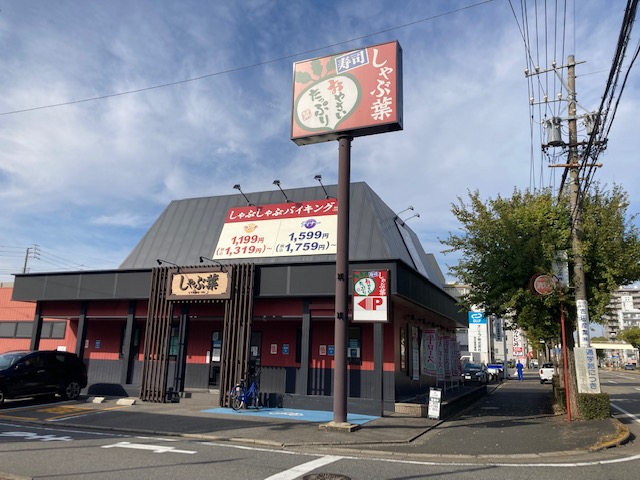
{"left": 229, "top": 369, "right": 261, "bottom": 411}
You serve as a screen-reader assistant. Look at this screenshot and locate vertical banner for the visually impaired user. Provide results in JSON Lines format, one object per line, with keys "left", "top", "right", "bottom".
{"left": 437, "top": 331, "right": 445, "bottom": 381}
{"left": 451, "top": 337, "right": 462, "bottom": 377}
{"left": 443, "top": 334, "right": 451, "bottom": 376}
{"left": 576, "top": 299, "right": 591, "bottom": 347}
{"left": 421, "top": 328, "right": 438, "bottom": 376}
{"left": 411, "top": 326, "right": 420, "bottom": 381}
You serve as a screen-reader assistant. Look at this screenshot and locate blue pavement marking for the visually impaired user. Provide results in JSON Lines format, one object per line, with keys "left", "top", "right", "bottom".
{"left": 201, "top": 407, "right": 378, "bottom": 425}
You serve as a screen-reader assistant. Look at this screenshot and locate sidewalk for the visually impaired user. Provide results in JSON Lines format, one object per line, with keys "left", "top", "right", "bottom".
{"left": 5, "top": 377, "right": 630, "bottom": 460}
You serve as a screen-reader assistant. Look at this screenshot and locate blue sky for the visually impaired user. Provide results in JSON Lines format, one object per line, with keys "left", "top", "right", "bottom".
{"left": 0, "top": 0, "right": 638, "bottom": 287}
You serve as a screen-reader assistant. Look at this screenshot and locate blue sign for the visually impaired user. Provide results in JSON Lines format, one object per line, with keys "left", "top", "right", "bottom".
{"left": 328, "top": 345, "right": 335, "bottom": 356}
{"left": 282, "top": 344, "right": 289, "bottom": 355}
{"left": 468, "top": 311, "right": 486, "bottom": 325}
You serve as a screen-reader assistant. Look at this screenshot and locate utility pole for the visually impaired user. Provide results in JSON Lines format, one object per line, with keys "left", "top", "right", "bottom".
{"left": 22, "top": 245, "right": 40, "bottom": 274}
{"left": 567, "top": 55, "right": 591, "bottom": 348}
{"left": 530, "top": 54, "right": 604, "bottom": 409}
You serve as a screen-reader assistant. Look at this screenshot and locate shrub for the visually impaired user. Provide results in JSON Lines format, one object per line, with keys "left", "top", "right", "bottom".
{"left": 577, "top": 393, "right": 610, "bottom": 419}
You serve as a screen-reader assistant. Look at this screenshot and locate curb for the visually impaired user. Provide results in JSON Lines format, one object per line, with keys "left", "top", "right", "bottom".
{"left": 589, "top": 418, "right": 631, "bottom": 451}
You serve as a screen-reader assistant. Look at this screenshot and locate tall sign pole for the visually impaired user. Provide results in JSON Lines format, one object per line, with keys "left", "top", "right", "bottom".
{"left": 291, "top": 41, "right": 403, "bottom": 430}
{"left": 333, "top": 135, "right": 352, "bottom": 424}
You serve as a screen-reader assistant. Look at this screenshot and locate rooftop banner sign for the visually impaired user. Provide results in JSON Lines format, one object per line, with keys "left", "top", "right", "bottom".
{"left": 213, "top": 199, "right": 338, "bottom": 260}
{"left": 291, "top": 40, "right": 403, "bottom": 146}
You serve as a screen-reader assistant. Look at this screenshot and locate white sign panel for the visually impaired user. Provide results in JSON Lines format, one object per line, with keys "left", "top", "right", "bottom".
{"left": 428, "top": 388, "right": 442, "bottom": 420}
{"left": 575, "top": 346, "right": 601, "bottom": 394}
{"left": 352, "top": 270, "right": 389, "bottom": 322}
{"left": 213, "top": 199, "right": 338, "bottom": 260}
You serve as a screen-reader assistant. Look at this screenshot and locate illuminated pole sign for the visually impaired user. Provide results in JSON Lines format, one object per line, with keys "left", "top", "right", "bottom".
{"left": 291, "top": 41, "right": 403, "bottom": 146}
{"left": 352, "top": 270, "right": 389, "bottom": 322}
{"left": 292, "top": 40, "right": 402, "bottom": 426}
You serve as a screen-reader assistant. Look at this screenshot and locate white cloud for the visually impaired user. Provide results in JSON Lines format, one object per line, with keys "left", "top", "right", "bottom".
{"left": 0, "top": 0, "right": 637, "bottom": 285}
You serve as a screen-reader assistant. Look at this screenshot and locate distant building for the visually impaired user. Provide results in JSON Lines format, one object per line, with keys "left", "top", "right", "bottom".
{"left": 602, "top": 285, "right": 640, "bottom": 339}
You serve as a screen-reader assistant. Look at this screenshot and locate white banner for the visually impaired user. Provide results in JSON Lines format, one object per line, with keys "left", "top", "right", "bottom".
{"left": 575, "top": 346, "right": 601, "bottom": 394}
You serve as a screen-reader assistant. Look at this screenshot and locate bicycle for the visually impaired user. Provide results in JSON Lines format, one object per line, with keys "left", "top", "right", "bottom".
{"left": 229, "top": 371, "right": 261, "bottom": 411}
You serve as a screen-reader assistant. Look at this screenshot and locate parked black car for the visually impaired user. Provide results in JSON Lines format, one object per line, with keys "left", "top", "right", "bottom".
{"left": 0, "top": 350, "right": 88, "bottom": 405}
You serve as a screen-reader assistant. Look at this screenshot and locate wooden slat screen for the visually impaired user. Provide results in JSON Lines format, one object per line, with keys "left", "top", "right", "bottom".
{"left": 140, "top": 267, "right": 174, "bottom": 402}
{"left": 219, "top": 263, "right": 255, "bottom": 406}
{"left": 140, "top": 263, "right": 255, "bottom": 404}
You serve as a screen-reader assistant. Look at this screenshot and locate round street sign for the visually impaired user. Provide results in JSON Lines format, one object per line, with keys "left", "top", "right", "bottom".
{"left": 531, "top": 274, "right": 556, "bottom": 296}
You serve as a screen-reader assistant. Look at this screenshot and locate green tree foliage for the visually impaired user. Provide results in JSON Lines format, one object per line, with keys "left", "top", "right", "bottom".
{"left": 618, "top": 327, "right": 640, "bottom": 349}
{"left": 442, "top": 184, "right": 640, "bottom": 344}
{"left": 589, "top": 336, "right": 608, "bottom": 343}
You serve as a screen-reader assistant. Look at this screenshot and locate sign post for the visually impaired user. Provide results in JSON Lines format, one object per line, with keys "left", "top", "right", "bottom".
{"left": 292, "top": 41, "right": 403, "bottom": 429}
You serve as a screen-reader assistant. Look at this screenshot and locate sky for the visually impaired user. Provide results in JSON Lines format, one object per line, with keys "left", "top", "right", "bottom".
{"left": 0, "top": 0, "right": 638, "bottom": 288}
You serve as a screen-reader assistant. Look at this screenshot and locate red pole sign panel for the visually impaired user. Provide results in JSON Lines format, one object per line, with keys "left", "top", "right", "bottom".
{"left": 291, "top": 41, "right": 403, "bottom": 146}
{"left": 352, "top": 270, "right": 389, "bottom": 322}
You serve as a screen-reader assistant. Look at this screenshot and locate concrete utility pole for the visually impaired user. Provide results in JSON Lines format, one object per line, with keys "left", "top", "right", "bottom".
{"left": 567, "top": 55, "right": 591, "bottom": 348}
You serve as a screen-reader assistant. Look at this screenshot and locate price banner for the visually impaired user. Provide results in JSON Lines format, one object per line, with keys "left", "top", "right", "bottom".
{"left": 213, "top": 199, "right": 338, "bottom": 260}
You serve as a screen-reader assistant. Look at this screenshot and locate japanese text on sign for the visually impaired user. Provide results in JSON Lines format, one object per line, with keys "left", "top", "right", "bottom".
{"left": 291, "top": 41, "right": 402, "bottom": 146}
{"left": 213, "top": 199, "right": 338, "bottom": 260}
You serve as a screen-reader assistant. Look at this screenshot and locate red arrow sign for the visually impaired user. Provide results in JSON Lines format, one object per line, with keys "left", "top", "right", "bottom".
{"left": 357, "top": 297, "right": 384, "bottom": 310}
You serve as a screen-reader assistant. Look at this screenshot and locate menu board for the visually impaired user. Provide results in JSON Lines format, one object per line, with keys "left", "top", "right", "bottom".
{"left": 213, "top": 199, "right": 338, "bottom": 260}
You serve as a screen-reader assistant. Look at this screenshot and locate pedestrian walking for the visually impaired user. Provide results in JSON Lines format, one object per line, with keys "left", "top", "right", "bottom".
{"left": 516, "top": 360, "right": 524, "bottom": 381}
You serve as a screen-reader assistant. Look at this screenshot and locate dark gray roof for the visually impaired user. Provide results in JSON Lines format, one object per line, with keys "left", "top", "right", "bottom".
{"left": 120, "top": 182, "right": 444, "bottom": 285}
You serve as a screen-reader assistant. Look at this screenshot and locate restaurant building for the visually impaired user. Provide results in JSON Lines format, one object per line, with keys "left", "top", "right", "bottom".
{"left": 7, "top": 182, "right": 465, "bottom": 415}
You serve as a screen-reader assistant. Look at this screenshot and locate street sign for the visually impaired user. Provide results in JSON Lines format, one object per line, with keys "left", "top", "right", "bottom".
{"left": 428, "top": 388, "right": 442, "bottom": 420}
{"left": 352, "top": 270, "right": 389, "bottom": 322}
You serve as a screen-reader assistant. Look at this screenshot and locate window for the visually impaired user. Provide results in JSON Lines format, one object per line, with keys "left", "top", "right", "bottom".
{"left": 0, "top": 322, "right": 16, "bottom": 338}
{"left": 16, "top": 322, "right": 33, "bottom": 338}
{"left": 0, "top": 321, "right": 67, "bottom": 339}
{"left": 169, "top": 326, "right": 180, "bottom": 357}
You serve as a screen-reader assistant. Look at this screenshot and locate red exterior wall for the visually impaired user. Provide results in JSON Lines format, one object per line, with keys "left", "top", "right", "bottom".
{"left": 0, "top": 286, "right": 77, "bottom": 353}
{"left": 0, "top": 286, "right": 34, "bottom": 321}
{"left": 256, "top": 320, "right": 300, "bottom": 368}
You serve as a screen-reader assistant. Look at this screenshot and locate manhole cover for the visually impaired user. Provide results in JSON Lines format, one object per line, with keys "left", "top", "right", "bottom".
{"left": 303, "top": 474, "right": 351, "bottom": 480}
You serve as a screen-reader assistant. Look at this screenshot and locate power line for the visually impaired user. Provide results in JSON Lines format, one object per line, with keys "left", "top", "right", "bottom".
{"left": 0, "top": 0, "right": 494, "bottom": 117}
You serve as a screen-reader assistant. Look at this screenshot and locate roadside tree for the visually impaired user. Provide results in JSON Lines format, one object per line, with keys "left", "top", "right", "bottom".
{"left": 442, "top": 184, "right": 640, "bottom": 416}
{"left": 617, "top": 327, "right": 640, "bottom": 349}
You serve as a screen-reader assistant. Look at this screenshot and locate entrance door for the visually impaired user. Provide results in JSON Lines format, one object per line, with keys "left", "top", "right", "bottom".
{"left": 209, "top": 331, "right": 222, "bottom": 388}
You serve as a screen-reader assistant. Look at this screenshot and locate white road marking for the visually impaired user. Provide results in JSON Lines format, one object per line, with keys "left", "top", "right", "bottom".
{"left": 611, "top": 402, "right": 640, "bottom": 424}
{"left": 102, "top": 441, "right": 196, "bottom": 454}
{"left": 263, "top": 455, "right": 342, "bottom": 480}
{"left": 0, "top": 431, "right": 72, "bottom": 442}
{"left": 201, "top": 441, "right": 640, "bottom": 469}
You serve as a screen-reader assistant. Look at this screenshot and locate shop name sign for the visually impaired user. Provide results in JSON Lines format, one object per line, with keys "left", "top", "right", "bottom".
{"left": 166, "top": 269, "right": 231, "bottom": 300}
{"left": 352, "top": 270, "right": 389, "bottom": 322}
{"left": 291, "top": 41, "right": 403, "bottom": 146}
